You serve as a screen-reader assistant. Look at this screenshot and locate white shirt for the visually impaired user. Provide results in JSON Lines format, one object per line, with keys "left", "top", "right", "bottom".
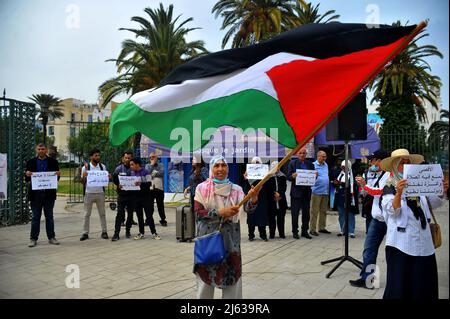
{"left": 381, "top": 194, "right": 443, "bottom": 256}
{"left": 362, "top": 171, "right": 390, "bottom": 221}
{"left": 81, "top": 162, "right": 107, "bottom": 194}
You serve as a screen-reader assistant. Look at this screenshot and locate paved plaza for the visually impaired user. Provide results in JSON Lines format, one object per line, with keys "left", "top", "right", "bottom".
{"left": 0, "top": 197, "right": 448, "bottom": 299}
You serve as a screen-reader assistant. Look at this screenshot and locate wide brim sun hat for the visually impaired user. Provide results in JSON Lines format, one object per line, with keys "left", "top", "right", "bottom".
{"left": 380, "top": 148, "right": 424, "bottom": 172}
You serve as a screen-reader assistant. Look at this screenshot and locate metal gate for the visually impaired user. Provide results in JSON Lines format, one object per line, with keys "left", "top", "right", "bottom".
{"left": 0, "top": 97, "right": 36, "bottom": 226}
{"left": 66, "top": 121, "right": 134, "bottom": 203}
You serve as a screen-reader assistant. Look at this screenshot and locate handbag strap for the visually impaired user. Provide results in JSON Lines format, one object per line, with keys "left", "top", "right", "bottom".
{"left": 425, "top": 197, "right": 438, "bottom": 224}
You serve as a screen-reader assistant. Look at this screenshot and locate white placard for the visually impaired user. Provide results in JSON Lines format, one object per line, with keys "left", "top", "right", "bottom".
{"left": 295, "top": 169, "right": 317, "bottom": 186}
{"left": 246, "top": 164, "right": 269, "bottom": 180}
{"left": 87, "top": 170, "right": 109, "bottom": 187}
{"left": 403, "top": 164, "right": 443, "bottom": 197}
{"left": 31, "top": 171, "right": 58, "bottom": 190}
{"left": 118, "top": 175, "right": 141, "bottom": 191}
{"left": 0, "top": 153, "right": 6, "bottom": 200}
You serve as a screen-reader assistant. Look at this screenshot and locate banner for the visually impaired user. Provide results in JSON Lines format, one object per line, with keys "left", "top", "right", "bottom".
{"left": 0, "top": 153, "right": 6, "bottom": 200}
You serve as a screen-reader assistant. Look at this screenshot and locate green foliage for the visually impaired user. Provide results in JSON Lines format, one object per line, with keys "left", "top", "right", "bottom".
{"left": 99, "top": 3, "right": 208, "bottom": 108}
{"left": 68, "top": 121, "right": 133, "bottom": 171}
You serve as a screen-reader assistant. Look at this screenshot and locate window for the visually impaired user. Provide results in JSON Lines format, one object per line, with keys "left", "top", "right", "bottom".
{"left": 71, "top": 113, "right": 76, "bottom": 122}
{"left": 88, "top": 115, "right": 93, "bottom": 123}
{"left": 70, "top": 127, "right": 76, "bottom": 137}
{"left": 48, "top": 126, "right": 54, "bottom": 136}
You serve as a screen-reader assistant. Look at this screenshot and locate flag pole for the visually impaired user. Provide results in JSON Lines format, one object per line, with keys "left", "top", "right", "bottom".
{"left": 238, "top": 20, "right": 428, "bottom": 207}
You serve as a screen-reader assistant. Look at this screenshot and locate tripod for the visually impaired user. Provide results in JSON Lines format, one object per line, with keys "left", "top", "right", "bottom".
{"left": 321, "top": 141, "right": 362, "bottom": 278}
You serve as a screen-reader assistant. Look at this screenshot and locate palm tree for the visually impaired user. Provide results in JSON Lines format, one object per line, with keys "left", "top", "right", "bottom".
{"left": 369, "top": 22, "right": 443, "bottom": 122}
{"left": 99, "top": 3, "right": 208, "bottom": 108}
{"left": 28, "top": 94, "right": 63, "bottom": 145}
{"left": 291, "top": 1, "right": 340, "bottom": 25}
{"left": 212, "top": 0, "right": 300, "bottom": 49}
{"left": 428, "top": 109, "right": 449, "bottom": 149}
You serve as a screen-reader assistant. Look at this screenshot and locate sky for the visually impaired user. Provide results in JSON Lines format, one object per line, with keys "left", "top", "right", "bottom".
{"left": 0, "top": 0, "right": 448, "bottom": 110}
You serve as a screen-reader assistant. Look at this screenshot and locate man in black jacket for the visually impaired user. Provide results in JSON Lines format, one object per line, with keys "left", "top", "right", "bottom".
{"left": 25, "top": 143, "right": 61, "bottom": 247}
{"left": 287, "top": 147, "right": 315, "bottom": 239}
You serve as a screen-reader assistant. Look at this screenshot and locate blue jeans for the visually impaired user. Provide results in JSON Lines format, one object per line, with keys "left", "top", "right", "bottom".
{"left": 337, "top": 204, "right": 355, "bottom": 234}
{"left": 30, "top": 192, "right": 56, "bottom": 240}
{"left": 360, "top": 218, "right": 387, "bottom": 280}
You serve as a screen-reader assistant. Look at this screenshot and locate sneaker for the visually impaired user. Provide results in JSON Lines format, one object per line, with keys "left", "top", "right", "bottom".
{"left": 337, "top": 232, "right": 343, "bottom": 237}
{"left": 309, "top": 231, "right": 319, "bottom": 236}
{"left": 349, "top": 278, "right": 373, "bottom": 290}
{"left": 80, "top": 234, "right": 89, "bottom": 241}
{"left": 319, "top": 229, "right": 331, "bottom": 234}
{"left": 134, "top": 233, "right": 144, "bottom": 240}
{"left": 101, "top": 232, "right": 109, "bottom": 239}
{"left": 28, "top": 240, "right": 37, "bottom": 247}
{"left": 111, "top": 234, "right": 120, "bottom": 241}
{"left": 260, "top": 236, "right": 268, "bottom": 242}
{"left": 159, "top": 220, "right": 168, "bottom": 227}
{"left": 152, "top": 233, "right": 161, "bottom": 240}
{"left": 48, "top": 238, "right": 60, "bottom": 245}
{"left": 350, "top": 233, "right": 356, "bottom": 238}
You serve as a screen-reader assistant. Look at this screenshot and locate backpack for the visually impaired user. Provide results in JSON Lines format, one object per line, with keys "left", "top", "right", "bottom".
{"left": 81, "top": 162, "right": 106, "bottom": 195}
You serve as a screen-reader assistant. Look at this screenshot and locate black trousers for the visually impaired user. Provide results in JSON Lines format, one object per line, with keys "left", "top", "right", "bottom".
{"left": 268, "top": 208, "right": 286, "bottom": 237}
{"left": 248, "top": 225, "right": 267, "bottom": 239}
{"left": 383, "top": 246, "right": 438, "bottom": 299}
{"left": 114, "top": 195, "right": 134, "bottom": 235}
{"left": 135, "top": 197, "right": 156, "bottom": 235}
{"left": 291, "top": 194, "right": 311, "bottom": 235}
{"left": 150, "top": 189, "right": 166, "bottom": 221}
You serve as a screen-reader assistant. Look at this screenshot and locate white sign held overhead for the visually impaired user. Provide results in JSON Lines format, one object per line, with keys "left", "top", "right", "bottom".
{"left": 31, "top": 172, "right": 58, "bottom": 190}
{"left": 403, "top": 164, "right": 443, "bottom": 197}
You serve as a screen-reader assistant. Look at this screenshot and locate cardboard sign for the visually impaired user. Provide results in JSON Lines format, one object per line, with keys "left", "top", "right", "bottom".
{"left": 295, "top": 169, "right": 317, "bottom": 186}
{"left": 246, "top": 164, "right": 269, "bottom": 180}
{"left": 118, "top": 175, "right": 141, "bottom": 191}
{"left": 87, "top": 170, "right": 109, "bottom": 187}
{"left": 31, "top": 171, "right": 58, "bottom": 190}
{"left": 404, "top": 164, "right": 443, "bottom": 197}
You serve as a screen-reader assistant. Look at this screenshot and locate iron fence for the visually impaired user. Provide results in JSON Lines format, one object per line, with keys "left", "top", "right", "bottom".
{"left": 0, "top": 97, "right": 36, "bottom": 226}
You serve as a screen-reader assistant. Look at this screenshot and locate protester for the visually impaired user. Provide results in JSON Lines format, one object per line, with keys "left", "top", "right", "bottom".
{"left": 380, "top": 149, "right": 444, "bottom": 299}
{"left": 193, "top": 155, "right": 259, "bottom": 299}
{"left": 80, "top": 149, "right": 110, "bottom": 241}
{"left": 333, "top": 160, "right": 358, "bottom": 238}
{"left": 349, "top": 149, "right": 390, "bottom": 289}
{"left": 309, "top": 150, "right": 330, "bottom": 236}
{"left": 184, "top": 156, "right": 209, "bottom": 209}
{"left": 268, "top": 161, "right": 287, "bottom": 239}
{"left": 25, "top": 143, "right": 61, "bottom": 247}
{"left": 145, "top": 152, "right": 167, "bottom": 227}
{"left": 287, "top": 147, "right": 314, "bottom": 239}
{"left": 244, "top": 156, "right": 272, "bottom": 241}
{"left": 111, "top": 151, "right": 134, "bottom": 241}
{"left": 131, "top": 158, "right": 161, "bottom": 240}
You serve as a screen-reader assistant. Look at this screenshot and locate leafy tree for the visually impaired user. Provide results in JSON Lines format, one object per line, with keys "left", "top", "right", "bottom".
{"left": 291, "top": 1, "right": 340, "bottom": 25}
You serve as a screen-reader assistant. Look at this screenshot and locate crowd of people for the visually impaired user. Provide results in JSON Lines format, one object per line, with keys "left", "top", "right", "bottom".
{"left": 24, "top": 143, "right": 448, "bottom": 300}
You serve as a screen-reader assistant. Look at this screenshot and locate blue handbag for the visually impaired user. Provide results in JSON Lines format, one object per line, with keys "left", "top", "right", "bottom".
{"left": 194, "top": 228, "right": 227, "bottom": 265}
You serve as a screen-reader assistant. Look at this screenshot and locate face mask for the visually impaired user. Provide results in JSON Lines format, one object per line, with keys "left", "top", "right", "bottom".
{"left": 213, "top": 178, "right": 229, "bottom": 184}
{"left": 370, "top": 165, "right": 379, "bottom": 172}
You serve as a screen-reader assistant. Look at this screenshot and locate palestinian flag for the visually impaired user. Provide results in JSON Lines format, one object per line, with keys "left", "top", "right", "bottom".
{"left": 109, "top": 22, "right": 420, "bottom": 150}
